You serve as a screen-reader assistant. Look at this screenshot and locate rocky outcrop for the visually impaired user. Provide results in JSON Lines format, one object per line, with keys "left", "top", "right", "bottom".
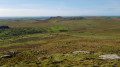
{"left": 0, "top": 51, "right": 20, "bottom": 58}
{"left": 99, "top": 54, "right": 120, "bottom": 59}
{"left": 1, "top": 55, "right": 12, "bottom": 58}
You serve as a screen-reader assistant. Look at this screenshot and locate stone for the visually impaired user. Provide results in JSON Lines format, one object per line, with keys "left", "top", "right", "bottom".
{"left": 99, "top": 54, "right": 120, "bottom": 59}
{"left": 1, "top": 55, "right": 12, "bottom": 58}
{"left": 38, "top": 56, "right": 47, "bottom": 60}
{"left": 10, "top": 51, "right": 20, "bottom": 55}
{"left": 1, "top": 51, "right": 20, "bottom": 58}
{"left": 72, "top": 50, "right": 90, "bottom": 54}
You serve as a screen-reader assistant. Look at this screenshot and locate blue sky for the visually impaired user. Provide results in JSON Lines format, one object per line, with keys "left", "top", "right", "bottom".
{"left": 0, "top": 0, "right": 120, "bottom": 16}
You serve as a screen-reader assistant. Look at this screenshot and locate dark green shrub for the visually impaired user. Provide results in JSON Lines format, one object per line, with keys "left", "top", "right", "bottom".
{"left": 44, "top": 26, "right": 68, "bottom": 32}
{"left": 0, "top": 26, "right": 68, "bottom": 37}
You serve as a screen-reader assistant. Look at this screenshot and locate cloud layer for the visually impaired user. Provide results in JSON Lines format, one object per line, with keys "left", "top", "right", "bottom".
{"left": 0, "top": 8, "right": 120, "bottom": 17}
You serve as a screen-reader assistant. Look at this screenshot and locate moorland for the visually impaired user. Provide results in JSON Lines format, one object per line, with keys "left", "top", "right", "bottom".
{"left": 0, "top": 16, "right": 120, "bottom": 67}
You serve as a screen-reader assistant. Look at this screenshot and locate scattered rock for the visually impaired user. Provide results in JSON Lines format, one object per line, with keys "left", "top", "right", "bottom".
{"left": 99, "top": 54, "right": 120, "bottom": 59}
{"left": 72, "top": 50, "right": 90, "bottom": 54}
{"left": 38, "top": 56, "right": 47, "bottom": 60}
{"left": 1, "top": 51, "right": 20, "bottom": 58}
{"left": 9, "top": 51, "right": 20, "bottom": 55}
{"left": 36, "top": 50, "right": 41, "bottom": 53}
{"left": 1, "top": 55, "right": 12, "bottom": 58}
{"left": 34, "top": 49, "right": 48, "bottom": 54}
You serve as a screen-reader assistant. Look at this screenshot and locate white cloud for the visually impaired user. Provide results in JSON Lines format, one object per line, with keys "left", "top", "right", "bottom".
{"left": 0, "top": 8, "right": 120, "bottom": 17}
{"left": 0, "top": 8, "right": 58, "bottom": 16}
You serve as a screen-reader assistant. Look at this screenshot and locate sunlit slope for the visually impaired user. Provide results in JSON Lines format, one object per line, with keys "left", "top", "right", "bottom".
{"left": 0, "top": 17, "right": 120, "bottom": 33}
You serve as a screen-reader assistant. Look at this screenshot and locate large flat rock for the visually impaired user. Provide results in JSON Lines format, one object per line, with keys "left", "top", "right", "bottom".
{"left": 99, "top": 54, "right": 120, "bottom": 59}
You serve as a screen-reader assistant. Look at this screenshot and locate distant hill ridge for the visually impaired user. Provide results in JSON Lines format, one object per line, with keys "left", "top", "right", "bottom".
{"left": 34, "top": 16, "right": 85, "bottom": 23}
{"left": 48, "top": 16, "right": 85, "bottom": 20}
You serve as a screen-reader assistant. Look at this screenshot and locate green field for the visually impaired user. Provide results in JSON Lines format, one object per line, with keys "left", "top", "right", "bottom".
{"left": 0, "top": 17, "right": 120, "bottom": 67}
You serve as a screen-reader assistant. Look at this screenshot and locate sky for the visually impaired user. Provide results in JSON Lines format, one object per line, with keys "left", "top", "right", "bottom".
{"left": 0, "top": 0, "right": 120, "bottom": 17}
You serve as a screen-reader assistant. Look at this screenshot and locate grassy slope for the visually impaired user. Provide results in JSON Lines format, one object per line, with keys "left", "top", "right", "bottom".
{"left": 0, "top": 17, "right": 120, "bottom": 67}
